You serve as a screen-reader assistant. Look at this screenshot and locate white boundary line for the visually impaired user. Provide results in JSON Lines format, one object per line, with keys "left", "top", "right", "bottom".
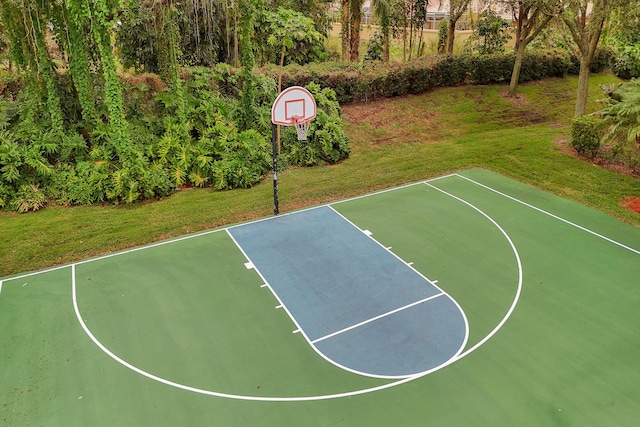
{"left": 0, "top": 280, "right": 3, "bottom": 296}
{"left": 15, "top": 171, "right": 637, "bottom": 401}
{"left": 455, "top": 174, "right": 640, "bottom": 256}
{"left": 72, "top": 263, "right": 423, "bottom": 401}
{"left": 71, "top": 178, "right": 522, "bottom": 401}
{"left": 423, "top": 182, "right": 523, "bottom": 358}
{"left": 311, "top": 293, "right": 445, "bottom": 345}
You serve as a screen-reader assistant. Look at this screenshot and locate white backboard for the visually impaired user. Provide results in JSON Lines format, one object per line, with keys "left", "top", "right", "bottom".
{"left": 271, "top": 86, "right": 317, "bottom": 125}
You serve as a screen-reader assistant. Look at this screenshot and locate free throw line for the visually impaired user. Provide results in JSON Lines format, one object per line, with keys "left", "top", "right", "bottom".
{"left": 311, "top": 293, "right": 445, "bottom": 344}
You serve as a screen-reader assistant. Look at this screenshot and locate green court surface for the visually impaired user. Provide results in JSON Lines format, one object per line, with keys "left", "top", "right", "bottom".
{"left": 2, "top": 168, "right": 639, "bottom": 426}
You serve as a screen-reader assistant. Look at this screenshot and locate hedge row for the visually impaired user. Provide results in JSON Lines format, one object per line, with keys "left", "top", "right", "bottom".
{"left": 260, "top": 48, "right": 614, "bottom": 104}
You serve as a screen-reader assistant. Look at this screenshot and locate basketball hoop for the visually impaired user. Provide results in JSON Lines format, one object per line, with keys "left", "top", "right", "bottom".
{"left": 269, "top": 86, "right": 317, "bottom": 215}
{"left": 292, "top": 116, "right": 310, "bottom": 141}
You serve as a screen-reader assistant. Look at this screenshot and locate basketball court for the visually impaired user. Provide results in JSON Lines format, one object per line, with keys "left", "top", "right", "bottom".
{"left": 2, "top": 169, "right": 639, "bottom": 426}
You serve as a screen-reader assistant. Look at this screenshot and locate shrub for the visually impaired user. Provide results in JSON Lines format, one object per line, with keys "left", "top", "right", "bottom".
{"left": 365, "top": 30, "right": 385, "bottom": 62}
{"left": 11, "top": 183, "right": 47, "bottom": 213}
{"left": 590, "top": 46, "right": 615, "bottom": 73}
{"left": 597, "top": 79, "right": 640, "bottom": 170}
{"left": 281, "top": 82, "right": 349, "bottom": 166}
{"left": 612, "top": 44, "right": 640, "bottom": 79}
{"left": 262, "top": 50, "right": 585, "bottom": 104}
{"left": 437, "top": 18, "right": 448, "bottom": 54}
{"left": 570, "top": 116, "right": 605, "bottom": 158}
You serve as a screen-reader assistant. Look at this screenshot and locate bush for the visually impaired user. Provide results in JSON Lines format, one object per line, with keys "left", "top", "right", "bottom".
{"left": 261, "top": 49, "right": 586, "bottom": 104}
{"left": 464, "top": 10, "right": 513, "bottom": 55}
{"left": 11, "top": 183, "right": 47, "bottom": 213}
{"left": 437, "top": 18, "right": 448, "bottom": 54}
{"left": 365, "top": 31, "right": 385, "bottom": 62}
{"left": 612, "top": 45, "right": 640, "bottom": 79}
{"left": 570, "top": 116, "right": 605, "bottom": 158}
{"left": 281, "top": 82, "right": 349, "bottom": 166}
{"left": 590, "top": 47, "right": 615, "bottom": 73}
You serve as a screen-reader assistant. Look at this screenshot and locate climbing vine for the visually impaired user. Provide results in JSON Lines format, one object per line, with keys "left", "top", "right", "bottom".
{"left": 0, "top": 0, "right": 350, "bottom": 211}
{"left": 236, "top": 0, "right": 259, "bottom": 132}
{"left": 89, "top": 0, "right": 133, "bottom": 169}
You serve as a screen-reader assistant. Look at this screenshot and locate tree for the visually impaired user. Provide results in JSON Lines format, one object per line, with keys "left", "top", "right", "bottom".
{"left": 349, "top": 0, "right": 364, "bottom": 61}
{"left": 408, "top": 0, "right": 429, "bottom": 60}
{"left": 343, "top": 0, "right": 393, "bottom": 62}
{"left": 447, "top": 0, "right": 472, "bottom": 55}
{"left": 562, "top": 0, "right": 619, "bottom": 116}
{"left": 339, "top": 0, "right": 365, "bottom": 62}
{"left": 372, "top": 0, "right": 391, "bottom": 61}
{"left": 386, "top": 0, "right": 428, "bottom": 61}
{"left": 464, "top": 9, "right": 513, "bottom": 55}
{"left": 503, "top": 0, "right": 559, "bottom": 96}
{"left": 341, "top": 0, "right": 350, "bottom": 61}
{"left": 236, "top": 0, "right": 259, "bottom": 131}
{"left": 258, "top": 7, "right": 323, "bottom": 68}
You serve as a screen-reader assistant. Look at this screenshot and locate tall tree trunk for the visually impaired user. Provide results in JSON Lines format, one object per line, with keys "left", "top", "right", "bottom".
{"left": 447, "top": 19, "right": 456, "bottom": 54}
{"left": 349, "top": 0, "right": 361, "bottom": 62}
{"left": 402, "top": 15, "right": 407, "bottom": 62}
{"left": 233, "top": 13, "right": 239, "bottom": 67}
{"left": 381, "top": 17, "right": 390, "bottom": 62}
{"left": 509, "top": 40, "right": 526, "bottom": 96}
{"left": 408, "top": 7, "right": 414, "bottom": 60}
{"left": 341, "top": 0, "right": 350, "bottom": 62}
{"left": 225, "top": 5, "right": 232, "bottom": 64}
{"left": 575, "top": 55, "right": 590, "bottom": 116}
{"left": 563, "top": 2, "right": 607, "bottom": 117}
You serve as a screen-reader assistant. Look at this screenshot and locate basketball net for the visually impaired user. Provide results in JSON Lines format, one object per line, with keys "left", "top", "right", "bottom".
{"left": 292, "top": 116, "right": 310, "bottom": 141}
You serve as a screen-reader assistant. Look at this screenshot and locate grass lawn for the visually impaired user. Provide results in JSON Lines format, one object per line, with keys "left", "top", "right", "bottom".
{"left": 1, "top": 72, "right": 639, "bottom": 278}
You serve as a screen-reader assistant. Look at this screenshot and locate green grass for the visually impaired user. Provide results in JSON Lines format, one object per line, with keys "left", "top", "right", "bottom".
{"left": 1, "top": 72, "right": 639, "bottom": 278}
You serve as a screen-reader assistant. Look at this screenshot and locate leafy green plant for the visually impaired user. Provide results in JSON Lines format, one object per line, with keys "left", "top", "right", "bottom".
{"left": 612, "top": 44, "right": 640, "bottom": 79}
{"left": 0, "top": 181, "right": 11, "bottom": 208}
{"left": 464, "top": 10, "right": 512, "bottom": 55}
{"left": 437, "top": 18, "right": 448, "bottom": 54}
{"left": 597, "top": 79, "right": 640, "bottom": 170}
{"left": 570, "top": 116, "right": 604, "bottom": 158}
{"left": 365, "top": 30, "right": 385, "bottom": 62}
{"left": 282, "top": 82, "right": 349, "bottom": 166}
{"left": 11, "top": 183, "right": 46, "bottom": 213}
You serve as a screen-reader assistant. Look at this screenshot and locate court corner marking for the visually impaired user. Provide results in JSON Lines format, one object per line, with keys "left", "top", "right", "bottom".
{"left": 454, "top": 173, "right": 640, "bottom": 256}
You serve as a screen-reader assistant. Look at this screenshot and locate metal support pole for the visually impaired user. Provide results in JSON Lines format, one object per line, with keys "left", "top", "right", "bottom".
{"left": 271, "top": 122, "right": 279, "bottom": 215}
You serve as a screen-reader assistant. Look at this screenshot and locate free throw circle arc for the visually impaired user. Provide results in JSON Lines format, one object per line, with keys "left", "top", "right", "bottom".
{"left": 271, "top": 86, "right": 317, "bottom": 126}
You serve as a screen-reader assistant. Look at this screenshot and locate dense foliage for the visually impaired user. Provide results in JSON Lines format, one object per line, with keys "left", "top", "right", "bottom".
{"left": 597, "top": 79, "right": 640, "bottom": 171}
{"left": 0, "top": 0, "right": 347, "bottom": 212}
{"left": 464, "top": 10, "right": 513, "bottom": 55}
{"left": 0, "top": 66, "right": 349, "bottom": 211}
{"left": 0, "top": 0, "right": 638, "bottom": 213}
{"left": 116, "top": 0, "right": 331, "bottom": 72}
{"left": 606, "top": 7, "right": 640, "bottom": 79}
